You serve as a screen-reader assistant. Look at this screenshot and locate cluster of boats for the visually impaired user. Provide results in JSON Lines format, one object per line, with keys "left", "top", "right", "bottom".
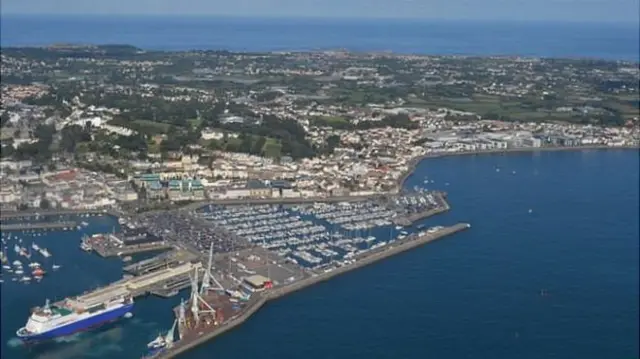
{"left": 1, "top": 234, "right": 59, "bottom": 284}
{"left": 201, "top": 204, "right": 407, "bottom": 269}
{"left": 391, "top": 191, "right": 441, "bottom": 215}
{"left": 297, "top": 201, "right": 396, "bottom": 230}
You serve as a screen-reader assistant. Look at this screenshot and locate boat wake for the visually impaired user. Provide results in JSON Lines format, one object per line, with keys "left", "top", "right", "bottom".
{"left": 53, "top": 333, "right": 83, "bottom": 343}
{"left": 7, "top": 337, "right": 23, "bottom": 348}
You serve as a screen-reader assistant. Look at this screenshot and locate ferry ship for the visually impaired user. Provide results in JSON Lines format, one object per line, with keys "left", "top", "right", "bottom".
{"left": 16, "top": 293, "right": 134, "bottom": 341}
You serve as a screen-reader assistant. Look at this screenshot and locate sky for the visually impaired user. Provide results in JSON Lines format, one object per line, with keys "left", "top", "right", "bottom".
{"left": 2, "top": 0, "right": 639, "bottom": 23}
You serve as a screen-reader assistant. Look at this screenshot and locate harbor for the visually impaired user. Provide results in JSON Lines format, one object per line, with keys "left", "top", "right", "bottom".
{"left": 2, "top": 189, "right": 471, "bottom": 359}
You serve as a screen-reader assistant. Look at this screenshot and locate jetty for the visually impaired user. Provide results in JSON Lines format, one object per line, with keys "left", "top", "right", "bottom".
{"left": 156, "top": 222, "right": 471, "bottom": 358}
{"left": 77, "top": 262, "right": 203, "bottom": 302}
{"left": 0, "top": 221, "right": 78, "bottom": 231}
{"left": 91, "top": 242, "right": 174, "bottom": 258}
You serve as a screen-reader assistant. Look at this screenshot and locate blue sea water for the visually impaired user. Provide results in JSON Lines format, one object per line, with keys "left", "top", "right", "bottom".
{"left": 1, "top": 15, "right": 639, "bottom": 61}
{"left": 1, "top": 149, "right": 639, "bottom": 359}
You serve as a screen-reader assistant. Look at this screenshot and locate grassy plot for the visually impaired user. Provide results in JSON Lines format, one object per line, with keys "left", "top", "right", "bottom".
{"left": 311, "top": 115, "right": 352, "bottom": 129}
{"left": 262, "top": 137, "right": 282, "bottom": 158}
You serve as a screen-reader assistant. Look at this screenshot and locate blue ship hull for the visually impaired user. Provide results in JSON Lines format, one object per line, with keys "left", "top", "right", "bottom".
{"left": 18, "top": 303, "right": 134, "bottom": 341}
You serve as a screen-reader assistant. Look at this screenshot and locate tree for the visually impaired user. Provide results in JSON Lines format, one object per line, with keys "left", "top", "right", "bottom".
{"left": 39, "top": 198, "right": 51, "bottom": 209}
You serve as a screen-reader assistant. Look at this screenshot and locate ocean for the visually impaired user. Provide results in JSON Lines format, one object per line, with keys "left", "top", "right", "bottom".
{"left": 1, "top": 149, "right": 638, "bottom": 359}
{"left": 1, "top": 15, "right": 639, "bottom": 61}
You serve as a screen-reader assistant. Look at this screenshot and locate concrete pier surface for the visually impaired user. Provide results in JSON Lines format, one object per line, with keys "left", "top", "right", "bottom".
{"left": 0, "top": 208, "right": 118, "bottom": 219}
{"left": 75, "top": 262, "right": 203, "bottom": 302}
{"left": 157, "top": 223, "right": 471, "bottom": 359}
{"left": 0, "top": 221, "right": 78, "bottom": 231}
{"left": 91, "top": 242, "right": 173, "bottom": 258}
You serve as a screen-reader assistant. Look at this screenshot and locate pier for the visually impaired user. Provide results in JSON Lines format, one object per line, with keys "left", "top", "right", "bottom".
{"left": 123, "top": 249, "right": 199, "bottom": 275}
{"left": 77, "top": 262, "right": 203, "bottom": 302}
{"left": 0, "top": 221, "right": 78, "bottom": 231}
{"left": 157, "top": 222, "right": 471, "bottom": 359}
{"left": 0, "top": 209, "right": 115, "bottom": 220}
{"left": 91, "top": 241, "right": 174, "bottom": 258}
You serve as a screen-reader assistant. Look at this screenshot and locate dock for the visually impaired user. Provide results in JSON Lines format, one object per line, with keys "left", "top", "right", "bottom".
{"left": 0, "top": 221, "right": 78, "bottom": 231}
{"left": 157, "top": 222, "right": 471, "bottom": 359}
{"left": 0, "top": 209, "right": 115, "bottom": 220}
{"left": 123, "top": 249, "right": 199, "bottom": 275}
{"left": 77, "top": 262, "right": 203, "bottom": 302}
{"left": 91, "top": 241, "right": 174, "bottom": 258}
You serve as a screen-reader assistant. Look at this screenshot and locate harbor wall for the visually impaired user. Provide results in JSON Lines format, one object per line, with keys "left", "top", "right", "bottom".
{"left": 0, "top": 208, "right": 120, "bottom": 220}
{"left": 0, "top": 221, "right": 77, "bottom": 231}
{"left": 160, "top": 223, "right": 470, "bottom": 359}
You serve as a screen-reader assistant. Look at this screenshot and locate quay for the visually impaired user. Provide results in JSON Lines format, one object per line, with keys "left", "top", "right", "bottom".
{"left": 157, "top": 222, "right": 471, "bottom": 359}
{"left": 78, "top": 262, "right": 203, "bottom": 302}
{"left": 124, "top": 249, "right": 200, "bottom": 275}
{"left": 91, "top": 241, "right": 174, "bottom": 258}
{"left": 0, "top": 221, "right": 78, "bottom": 231}
{"left": 0, "top": 208, "right": 117, "bottom": 220}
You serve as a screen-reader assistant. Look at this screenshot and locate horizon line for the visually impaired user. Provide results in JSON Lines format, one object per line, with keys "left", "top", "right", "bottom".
{"left": 1, "top": 13, "right": 639, "bottom": 26}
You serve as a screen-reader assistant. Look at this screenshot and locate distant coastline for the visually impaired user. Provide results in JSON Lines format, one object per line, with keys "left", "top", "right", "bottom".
{"left": 397, "top": 145, "right": 640, "bottom": 190}
{"left": 1, "top": 16, "right": 637, "bottom": 61}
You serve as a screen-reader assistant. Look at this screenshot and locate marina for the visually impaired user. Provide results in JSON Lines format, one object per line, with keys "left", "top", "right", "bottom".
{"left": 198, "top": 191, "right": 446, "bottom": 271}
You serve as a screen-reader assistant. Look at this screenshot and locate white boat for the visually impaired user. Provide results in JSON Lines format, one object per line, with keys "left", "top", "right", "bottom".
{"left": 52, "top": 264, "right": 61, "bottom": 270}
{"left": 20, "top": 276, "right": 31, "bottom": 282}
{"left": 39, "top": 249, "right": 51, "bottom": 258}
{"left": 29, "top": 262, "right": 41, "bottom": 268}
{"left": 14, "top": 244, "right": 20, "bottom": 253}
{"left": 3, "top": 265, "right": 11, "bottom": 270}
{"left": 32, "top": 243, "right": 40, "bottom": 251}
{"left": 13, "top": 260, "right": 22, "bottom": 266}
{"left": 146, "top": 319, "right": 176, "bottom": 352}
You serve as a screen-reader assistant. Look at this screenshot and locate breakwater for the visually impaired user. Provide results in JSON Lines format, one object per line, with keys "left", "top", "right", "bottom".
{"left": 395, "top": 145, "right": 640, "bottom": 191}
{"left": 0, "top": 221, "right": 77, "bottom": 231}
{"left": 0, "top": 208, "right": 119, "bottom": 219}
{"left": 92, "top": 242, "right": 173, "bottom": 258}
{"left": 159, "top": 222, "right": 471, "bottom": 359}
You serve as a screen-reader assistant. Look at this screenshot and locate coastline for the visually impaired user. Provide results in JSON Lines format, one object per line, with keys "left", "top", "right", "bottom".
{"left": 395, "top": 145, "right": 640, "bottom": 191}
